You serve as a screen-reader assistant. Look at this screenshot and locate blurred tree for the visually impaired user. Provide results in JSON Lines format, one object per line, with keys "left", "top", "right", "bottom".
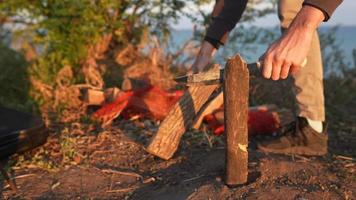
{"left": 319, "top": 26, "right": 350, "bottom": 77}
{"left": 0, "top": 0, "right": 195, "bottom": 112}
{"left": 2, "top": 0, "right": 351, "bottom": 114}
{"left": 0, "top": 43, "right": 37, "bottom": 112}
{"left": 0, "top": 0, "right": 194, "bottom": 82}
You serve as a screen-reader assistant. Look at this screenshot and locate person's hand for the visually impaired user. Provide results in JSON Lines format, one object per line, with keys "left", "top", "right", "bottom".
{"left": 262, "top": 5, "right": 324, "bottom": 80}
{"left": 191, "top": 41, "right": 217, "bottom": 73}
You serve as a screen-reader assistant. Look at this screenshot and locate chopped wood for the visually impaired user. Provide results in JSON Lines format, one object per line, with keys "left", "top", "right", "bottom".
{"left": 192, "top": 88, "right": 223, "bottom": 129}
{"left": 146, "top": 65, "right": 220, "bottom": 160}
{"left": 224, "top": 54, "right": 249, "bottom": 186}
{"left": 83, "top": 89, "right": 105, "bottom": 105}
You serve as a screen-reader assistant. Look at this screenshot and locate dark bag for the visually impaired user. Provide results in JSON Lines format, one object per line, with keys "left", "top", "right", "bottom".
{"left": 0, "top": 106, "right": 49, "bottom": 159}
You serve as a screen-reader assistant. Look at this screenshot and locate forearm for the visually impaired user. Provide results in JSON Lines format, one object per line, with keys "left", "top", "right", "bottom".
{"left": 191, "top": 41, "right": 216, "bottom": 73}
{"left": 262, "top": 5, "right": 325, "bottom": 80}
{"left": 287, "top": 5, "right": 324, "bottom": 34}
{"left": 303, "top": 0, "right": 343, "bottom": 21}
{"left": 212, "top": 0, "right": 224, "bottom": 17}
{"left": 205, "top": 0, "right": 248, "bottom": 47}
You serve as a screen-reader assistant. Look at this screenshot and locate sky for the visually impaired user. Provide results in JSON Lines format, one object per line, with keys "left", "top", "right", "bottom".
{"left": 173, "top": 0, "right": 356, "bottom": 29}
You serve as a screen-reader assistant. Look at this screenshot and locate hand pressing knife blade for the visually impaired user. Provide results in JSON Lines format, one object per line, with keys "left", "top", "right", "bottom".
{"left": 175, "top": 59, "right": 307, "bottom": 86}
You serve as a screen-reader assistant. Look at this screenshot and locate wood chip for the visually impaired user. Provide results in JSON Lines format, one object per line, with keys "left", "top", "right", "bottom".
{"left": 51, "top": 182, "right": 61, "bottom": 190}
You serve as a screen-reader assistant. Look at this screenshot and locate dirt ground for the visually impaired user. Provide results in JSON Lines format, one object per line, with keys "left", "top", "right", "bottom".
{"left": 1, "top": 116, "right": 355, "bottom": 200}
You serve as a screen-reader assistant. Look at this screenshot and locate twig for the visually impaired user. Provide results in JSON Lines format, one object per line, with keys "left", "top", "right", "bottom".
{"left": 11, "top": 173, "right": 36, "bottom": 180}
{"left": 345, "top": 163, "right": 354, "bottom": 168}
{"left": 203, "top": 131, "right": 213, "bottom": 148}
{"left": 106, "top": 185, "right": 140, "bottom": 193}
{"left": 142, "top": 177, "right": 156, "bottom": 184}
{"left": 294, "top": 154, "right": 311, "bottom": 162}
{"left": 100, "top": 169, "right": 143, "bottom": 180}
{"left": 109, "top": 174, "right": 114, "bottom": 191}
{"left": 182, "top": 175, "right": 205, "bottom": 183}
{"left": 335, "top": 155, "right": 354, "bottom": 161}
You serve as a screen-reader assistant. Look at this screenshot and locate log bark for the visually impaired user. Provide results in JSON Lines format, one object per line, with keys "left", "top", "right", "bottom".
{"left": 146, "top": 66, "right": 220, "bottom": 160}
{"left": 224, "top": 54, "right": 249, "bottom": 186}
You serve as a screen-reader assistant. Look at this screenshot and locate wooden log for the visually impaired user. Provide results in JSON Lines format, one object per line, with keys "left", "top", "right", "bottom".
{"left": 146, "top": 65, "right": 220, "bottom": 160}
{"left": 83, "top": 89, "right": 105, "bottom": 105}
{"left": 224, "top": 54, "right": 249, "bottom": 186}
{"left": 192, "top": 88, "right": 223, "bottom": 129}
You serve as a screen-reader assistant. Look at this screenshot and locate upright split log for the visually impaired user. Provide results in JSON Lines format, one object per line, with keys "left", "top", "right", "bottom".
{"left": 224, "top": 54, "right": 249, "bottom": 186}
{"left": 146, "top": 65, "right": 220, "bottom": 160}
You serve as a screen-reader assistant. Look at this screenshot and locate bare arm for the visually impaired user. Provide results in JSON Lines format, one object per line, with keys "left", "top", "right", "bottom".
{"left": 262, "top": 5, "right": 324, "bottom": 80}
{"left": 192, "top": 0, "right": 247, "bottom": 73}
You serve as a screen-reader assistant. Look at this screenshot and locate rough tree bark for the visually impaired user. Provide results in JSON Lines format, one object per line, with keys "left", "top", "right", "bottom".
{"left": 224, "top": 54, "right": 249, "bottom": 186}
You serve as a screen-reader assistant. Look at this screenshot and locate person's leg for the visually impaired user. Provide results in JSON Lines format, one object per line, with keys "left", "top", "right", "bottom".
{"left": 278, "top": 0, "right": 325, "bottom": 122}
{"left": 257, "top": 0, "right": 327, "bottom": 156}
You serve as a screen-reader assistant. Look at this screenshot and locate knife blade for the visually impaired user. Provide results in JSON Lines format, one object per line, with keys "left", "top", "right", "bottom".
{"left": 175, "top": 58, "right": 307, "bottom": 86}
{"left": 174, "top": 61, "right": 261, "bottom": 86}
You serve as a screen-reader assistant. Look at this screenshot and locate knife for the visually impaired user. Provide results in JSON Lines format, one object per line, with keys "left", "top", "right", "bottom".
{"left": 174, "top": 59, "right": 306, "bottom": 86}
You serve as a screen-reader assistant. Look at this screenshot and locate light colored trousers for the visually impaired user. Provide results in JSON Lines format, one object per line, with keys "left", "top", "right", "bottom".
{"left": 278, "top": 0, "right": 325, "bottom": 121}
